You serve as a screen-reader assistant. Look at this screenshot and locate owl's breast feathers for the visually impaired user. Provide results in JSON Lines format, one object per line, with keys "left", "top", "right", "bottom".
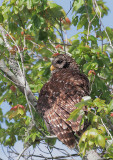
{"left": 37, "top": 68, "right": 89, "bottom": 148}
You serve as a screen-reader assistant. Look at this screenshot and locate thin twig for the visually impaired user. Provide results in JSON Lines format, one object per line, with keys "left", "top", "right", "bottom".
{"left": 59, "top": 19, "right": 66, "bottom": 54}
{"left": 48, "top": 39, "right": 58, "bottom": 52}
{"left": 84, "top": 0, "right": 96, "bottom": 42}
{"left": 44, "top": 43, "right": 55, "bottom": 54}
{"left": 93, "top": 0, "right": 113, "bottom": 49}
{"left": 84, "top": 0, "right": 91, "bottom": 41}
{"left": 16, "top": 145, "right": 30, "bottom": 160}
{"left": 29, "top": 153, "right": 78, "bottom": 159}
{"left": 66, "top": 0, "right": 75, "bottom": 16}
{"left": 90, "top": 110, "right": 113, "bottom": 143}
{"left": 0, "top": 26, "right": 12, "bottom": 51}
{"left": 46, "top": 145, "right": 53, "bottom": 160}
{"left": 0, "top": 25, "right": 23, "bottom": 76}
{"left": 101, "top": 118, "right": 113, "bottom": 143}
{"left": 0, "top": 71, "right": 24, "bottom": 87}
{"left": 19, "top": 50, "right": 35, "bottom": 122}
{"left": 46, "top": 42, "right": 72, "bottom": 46}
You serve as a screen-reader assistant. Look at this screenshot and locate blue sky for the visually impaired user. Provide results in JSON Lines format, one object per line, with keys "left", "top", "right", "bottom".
{"left": 54, "top": 0, "right": 113, "bottom": 38}
{"left": 0, "top": 0, "right": 113, "bottom": 159}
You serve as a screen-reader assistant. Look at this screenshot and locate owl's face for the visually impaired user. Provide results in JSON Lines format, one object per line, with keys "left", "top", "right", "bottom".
{"left": 51, "top": 54, "right": 79, "bottom": 73}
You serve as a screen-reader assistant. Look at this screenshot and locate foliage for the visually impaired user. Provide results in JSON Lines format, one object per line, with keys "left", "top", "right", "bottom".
{"left": 0, "top": 0, "right": 113, "bottom": 159}
{"left": 69, "top": 97, "right": 113, "bottom": 157}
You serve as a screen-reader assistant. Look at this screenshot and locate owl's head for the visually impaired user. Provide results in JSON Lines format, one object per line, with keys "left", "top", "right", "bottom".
{"left": 50, "top": 54, "right": 79, "bottom": 73}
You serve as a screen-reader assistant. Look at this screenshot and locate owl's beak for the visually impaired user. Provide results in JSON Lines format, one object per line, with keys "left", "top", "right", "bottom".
{"left": 50, "top": 65, "right": 55, "bottom": 71}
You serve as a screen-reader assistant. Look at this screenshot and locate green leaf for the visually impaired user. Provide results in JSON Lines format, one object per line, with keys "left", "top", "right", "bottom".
{"left": 92, "top": 115, "right": 99, "bottom": 123}
{"left": 27, "top": 0, "right": 32, "bottom": 9}
{"left": 93, "top": 98, "right": 106, "bottom": 108}
{"left": 69, "top": 40, "right": 79, "bottom": 52}
{"left": 72, "top": 16, "right": 78, "bottom": 26}
{"left": 88, "top": 35, "right": 97, "bottom": 46}
{"left": 97, "top": 134, "right": 105, "bottom": 148}
{"left": 67, "top": 97, "right": 91, "bottom": 121}
{"left": 48, "top": 2, "right": 60, "bottom": 9}
{"left": 88, "top": 140, "right": 94, "bottom": 146}
{"left": 17, "top": 108, "right": 25, "bottom": 116}
{"left": 83, "top": 63, "right": 91, "bottom": 73}
{"left": 13, "top": 6, "right": 19, "bottom": 14}
{"left": 25, "top": 135, "right": 31, "bottom": 143}
{"left": 25, "top": 117, "right": 31, "bottom": 125}
{"left": 32, "top": 133, "right": 37, "bottom": 142}
{"left": 73, "top": 0, "right": 84, "bottom": 11}
{"left": 7, "top": 110, "right": 18, "bottom": 120}
{"left": 67, "top": 107, "right": 82, "bottom": 121}
{"left": 87, "top": 128, "right": 99, "bottom": 139}
{"left": 32, "top": 15, "right": 41, "bottom": 28}
{"left": 0, "top": 38, "right": 3, "bottom": 45}
{"left": 0, "top": 108, "right": 3, "bottom": 122}
{"left": 108, "top": 99, "right": 113, "bottom": 112}
{"left": 79, "top": 141, "right": 87, "bottom": 156}
{"left": 76, "top": 5, "right": 85, "bottom": 14}
{"left": 0, "top": 90, "right": 10, "bottom": 105}
{"left": 98, "top": 125, "right": 106, "bottom": 135}
{"left": 77, "top": 15, "right": 87, "bottom": 30}
{"left": 0, "top": 12, "right": 3, "bottom": 23}
{"left": 39, "top": 30, "right": 48, "bottom": 41}
{"left": 79, "top": 130, "right": 88, "bottom": 142}
{"left": 91, "top": 49, "right": 101, "bottom": 53}
{"left": 48, "top": 1, "right": 65, "bottom": 18}
{"left": 106, "top": 27, "right": 113, "bottom": 40}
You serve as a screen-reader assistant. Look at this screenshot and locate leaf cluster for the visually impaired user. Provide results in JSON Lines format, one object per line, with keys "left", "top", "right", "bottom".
{"left": 68, "top": 97, "right": 113, "bottom": 157}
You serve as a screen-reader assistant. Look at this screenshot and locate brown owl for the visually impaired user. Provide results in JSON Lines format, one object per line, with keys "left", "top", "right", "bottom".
{"left": 37, "top": 54, "right": 89, "bottom": 148}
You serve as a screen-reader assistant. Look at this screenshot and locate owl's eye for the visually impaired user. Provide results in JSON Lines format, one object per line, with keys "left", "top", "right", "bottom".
{"left": 56, "top": 59, "right": 63, "bottom": 64}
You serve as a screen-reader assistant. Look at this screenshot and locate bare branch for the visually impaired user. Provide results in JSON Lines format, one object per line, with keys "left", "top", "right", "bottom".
{"left": 19, "top": 152, "right": 79, "bottom": 160}
{"left": 0, "top": 26, "right": 37, "bottom": 111}
{"left": 48, "top": 39, "right": 58, "bottom": 53}
{"left": 0, "top": 25, "right": 21, "bottom": 52}
{"left": 59, "top": 20, "right": 66, "bottom": 54}
{"left": 84, "top": 0, "right": 96, "bottom": 42}
{"left": 16, "top": 145, "right": 30, "bottom": 160}
{"left": 86, "top": 150, "right": 102, "bottom": 160}
{"left": 101, "top": 118, "right": 113, "bottom": 143}
{"left": 92, "top": 0, "right": 113, "bottom": 49}
{"left": 66, "top": 0, "right": 75, "bottom": 17}
{"left": 0, "top": 59, "right": 37, "bottom": 107}
{"left": 0, "top": 25, "right": 12, "bottom": 51}
{"left": 106, "top": 117, "right": 113, "bottom": 131}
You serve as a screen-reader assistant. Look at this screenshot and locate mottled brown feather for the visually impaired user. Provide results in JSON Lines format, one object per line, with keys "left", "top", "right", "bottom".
{"left": 37, "top": 54, "right": 89, "bottom": 148}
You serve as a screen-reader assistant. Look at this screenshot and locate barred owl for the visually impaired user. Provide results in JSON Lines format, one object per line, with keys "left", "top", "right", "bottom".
{"left": 37, "top": 54, "right": 89, "bottom": 148}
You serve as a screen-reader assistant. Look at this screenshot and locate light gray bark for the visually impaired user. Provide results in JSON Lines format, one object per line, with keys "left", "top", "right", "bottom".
{"left": 85, "top": 150, "right": 102, "bottom": 160}
{"left": 0, "top": 59, "right": 37, "bottom": 107}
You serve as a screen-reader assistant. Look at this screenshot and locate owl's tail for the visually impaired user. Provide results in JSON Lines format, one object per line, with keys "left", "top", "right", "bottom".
{"left": 44, "top": 108, "right": 76, "bottom": 148}
{"left": 44, "top": 106, "right": 84, "bottom": 148}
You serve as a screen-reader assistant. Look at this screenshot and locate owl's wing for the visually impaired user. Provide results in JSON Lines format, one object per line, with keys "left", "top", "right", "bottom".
{"left": 37, "top": 69, "right": 89, "bottom": 148}
{"left": 44, "top": 92, "right": 84, "bottom": 148}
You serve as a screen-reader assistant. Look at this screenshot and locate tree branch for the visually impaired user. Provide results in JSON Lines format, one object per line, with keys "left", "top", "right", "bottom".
{"left": 16, "top": 145, "right": 30, "bottom": 160}
{"left": 92, "top": 0, "right": 113, "bottom": 49}
{"left": 86, "top": 150, "right": 102, "bottom": 160}
{"left": 0, "top": 59, "right": 37, "bottom": 107}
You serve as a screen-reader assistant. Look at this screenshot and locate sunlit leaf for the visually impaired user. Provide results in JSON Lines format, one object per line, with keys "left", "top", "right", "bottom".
{"left": 97, "top": 134, "right": 105, "bottom": 148}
